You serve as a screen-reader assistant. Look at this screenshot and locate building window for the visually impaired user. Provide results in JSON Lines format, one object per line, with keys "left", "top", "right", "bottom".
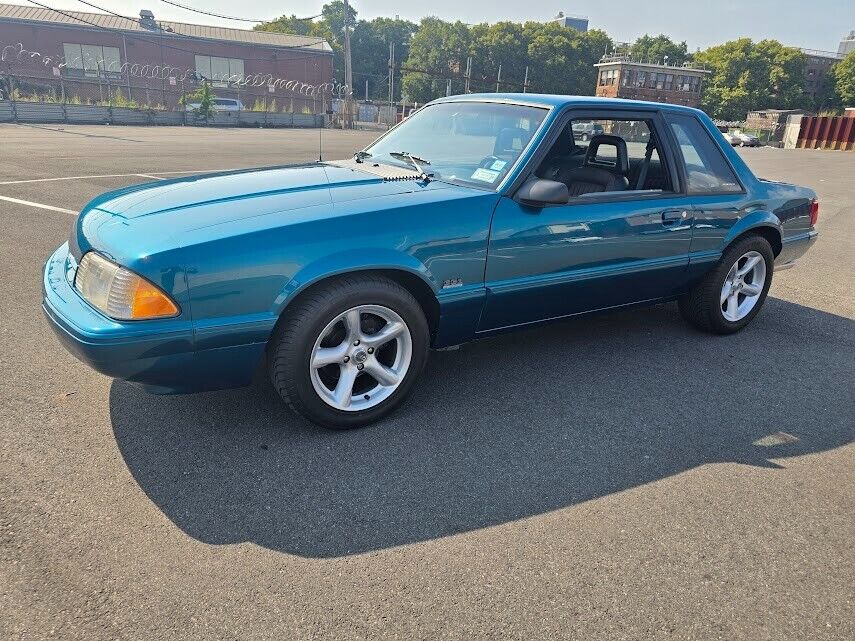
{"left": 195, "top": 55, "right": 245, "bottom": 85}
{"left": 598, "top": 69, "right": 618, "bottom": 86}
{"left": 635, "top": 71, "right": 646, "bottom": 88}
{"left": 664, "top": 74, "right": 674, "bottom": 90}
{"left": 62, "top": 43, "right": 121, "bottom": 77}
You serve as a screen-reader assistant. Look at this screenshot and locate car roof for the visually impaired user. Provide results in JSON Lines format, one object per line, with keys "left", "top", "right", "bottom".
{"left": 431, "top": 93, "right": 703, "bottom": 116}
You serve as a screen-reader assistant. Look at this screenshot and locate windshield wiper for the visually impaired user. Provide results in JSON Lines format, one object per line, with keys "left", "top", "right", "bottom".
{"left": 389, "top": 151, "right": 433, "bottom": 179}
{"left": 353, "top": 150, "right": 372, "bottom": 163}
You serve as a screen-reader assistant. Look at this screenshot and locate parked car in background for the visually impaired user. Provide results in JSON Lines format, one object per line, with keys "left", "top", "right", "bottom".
{"left": 44, "top": 95, "right": 819, "bottom": 429}
{"left": 572, "top": 121, "right": 604, "bottom": 141}
{"left": 722, "top": 131, "right": 741, "bottom": 146}
{"left": 185, "top": 97, "right": 246, "bottom": 112}
{"left": 732, "top": 130, "right": 761, "bottom": 147}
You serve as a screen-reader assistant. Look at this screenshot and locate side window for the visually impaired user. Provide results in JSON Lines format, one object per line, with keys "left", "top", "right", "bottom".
{"left": 666, "top": 113, "right": 742, "bottom": 194}
{"left": 537, "top": 117, "right": 674, "bottom": 196}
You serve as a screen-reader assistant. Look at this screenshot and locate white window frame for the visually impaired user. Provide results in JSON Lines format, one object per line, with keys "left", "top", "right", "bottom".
{"left": 194, "top": 55, "right": 245, "bottom": 86}
{"left": 63, "top": 43, "right": 121, "bottom": 77}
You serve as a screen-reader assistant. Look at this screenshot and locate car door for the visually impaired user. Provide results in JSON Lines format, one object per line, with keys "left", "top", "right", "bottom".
{"left": 479, "top": 108, "right": 695, "bottom": 332}
{"left": 661, "top": 112, "right": 751, "bottom": 280}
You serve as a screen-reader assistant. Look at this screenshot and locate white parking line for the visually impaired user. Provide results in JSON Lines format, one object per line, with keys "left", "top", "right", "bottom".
{"left": 0, "top": 195, "right": 77, "bottom": 215}
{"left": 0, "top": 168, "right": 244, "bottom": 185}
{"left": 135, "top": 174, "right": 165, "bottom": 180}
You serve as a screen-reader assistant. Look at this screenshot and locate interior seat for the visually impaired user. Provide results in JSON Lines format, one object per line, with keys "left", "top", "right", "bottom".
{"left": 493, "top": 127, "right": 530, "bottom": 160}
{"left": 558, "top": 134, "right": 630, "bottom": 197}
{"left": 628, "top": 157, "right": 667, "bottom": 191}
{"left": 536, "top": 126, "right": 585, "bottom": 180}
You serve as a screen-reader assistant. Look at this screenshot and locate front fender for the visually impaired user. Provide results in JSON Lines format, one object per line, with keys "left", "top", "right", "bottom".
{"left": 273, "top": 248, "right": 439, "bottom": 315}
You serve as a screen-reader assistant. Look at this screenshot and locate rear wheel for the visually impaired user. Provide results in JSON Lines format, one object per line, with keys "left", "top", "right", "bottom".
{"left": 268, "top": 275, "right": 429, "bottom": 429}
{"left": 679, "top": 235, "right": 774, "bottom": 334}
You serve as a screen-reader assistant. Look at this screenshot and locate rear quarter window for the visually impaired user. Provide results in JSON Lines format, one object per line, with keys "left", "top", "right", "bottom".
{"left": 666, "top": 113, "right": 742, "bottom": 194}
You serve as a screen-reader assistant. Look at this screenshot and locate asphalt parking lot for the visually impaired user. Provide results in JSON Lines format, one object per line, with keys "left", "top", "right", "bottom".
{"left": 1, "top": 123, "right": 852, "bottom": 640}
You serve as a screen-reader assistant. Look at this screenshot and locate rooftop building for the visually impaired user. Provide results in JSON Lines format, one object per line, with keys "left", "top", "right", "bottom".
{"left": 593, "top": 54, "right": 709, "bottom": 108}
{"left": 800, "top": 49, "right": 844, "bottom": 102}
{"left": 839, "top": 31, "right": 855, "bottom": 56}
{"left": 552, "top": 12, "right": 588, "bottom": 33}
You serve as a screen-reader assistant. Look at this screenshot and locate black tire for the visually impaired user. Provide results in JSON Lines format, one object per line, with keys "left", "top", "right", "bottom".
{"left": 268, "top": 274, "right": 430, "bottom": 429}
{"left": 678, "top": 235, "right": 775, "bottom": 334}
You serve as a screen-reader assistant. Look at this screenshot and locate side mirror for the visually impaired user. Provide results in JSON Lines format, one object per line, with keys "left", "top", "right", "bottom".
{"left": 516, "top": 177, "right": 569, "bottom": 207}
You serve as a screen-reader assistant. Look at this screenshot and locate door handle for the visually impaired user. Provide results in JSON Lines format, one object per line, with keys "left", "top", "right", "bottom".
{"left": 662, "top": 209, "right": 689, "bottom": 225}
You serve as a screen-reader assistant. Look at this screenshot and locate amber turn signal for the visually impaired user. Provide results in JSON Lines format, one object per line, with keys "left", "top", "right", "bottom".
{"left": 74, "top": 252, "right": 179, "bottom": 320}
{"left": 130, "top": 278, "right": 179, "bottom": 319}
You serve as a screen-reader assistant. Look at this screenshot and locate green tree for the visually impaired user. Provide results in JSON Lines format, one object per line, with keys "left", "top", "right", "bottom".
{"left": 522, "top": 22, "right": 612, "bottom": 96}
{"left": 180, "top": 82, "right": 215, "bottom": 121}
{"left": 256, "top": 2, "right": 354, "bottom": 85}
{"left": 254, "top": 14, "right": 314, "bottom": 36}
{"left": 351, "top": 17, "right": 417, "bottom": 100}
{"left": 834, "top": 50, "right": 855, "bottom": 106}
{"left": 401, "top": 17, "right": 473, "bottom": 103}
{"left": 629, "top": 34, "right": 690, "bottom": 65}
{"left": 694, "top": 38, "right": 807, "bottom": 120}
{"left": 470, "top": 21, "right": 529, "bottom": 91}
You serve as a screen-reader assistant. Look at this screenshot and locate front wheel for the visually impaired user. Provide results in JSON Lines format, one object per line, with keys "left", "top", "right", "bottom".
{"left": 679, "top": 235, "right": 774, "bottom": 334}
{"left": 268, "top": 275, "right": 429, "bottom": 429}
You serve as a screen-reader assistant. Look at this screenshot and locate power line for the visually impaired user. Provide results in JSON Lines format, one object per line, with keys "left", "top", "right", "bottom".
{"left": 20, "top": 0, "right": 329, "bottom": 61}
{"left": 159, "top": 0, "right": 320, "bottom": 24}
{"left": 73, "top": 0, "right": 136, "bottom": 22}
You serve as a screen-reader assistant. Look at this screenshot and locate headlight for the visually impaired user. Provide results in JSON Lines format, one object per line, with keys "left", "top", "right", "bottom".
{"left": 74, "top": 252, "right": 179, "bottom": 320}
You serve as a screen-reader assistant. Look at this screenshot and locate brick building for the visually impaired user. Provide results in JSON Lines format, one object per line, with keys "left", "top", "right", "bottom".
{"left": 800, "top": 48, "right": 844, "bottom": 103}
{"left": 593, "top": 55, "right": 709, "bottom": 108}
{"left": 0, "top": 4, "right": 332, "bottom": 112}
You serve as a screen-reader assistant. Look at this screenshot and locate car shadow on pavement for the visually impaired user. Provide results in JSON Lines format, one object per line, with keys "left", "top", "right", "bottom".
{"left": 110, "top": 298, "right": 853, "bottom": 558}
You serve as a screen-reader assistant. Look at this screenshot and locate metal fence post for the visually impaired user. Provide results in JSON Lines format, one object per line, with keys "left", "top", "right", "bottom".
{"left": 106, "top": 69, "right": 114, "bottom": 124}
{"left": 9, "top": 73, "right": 17, "bottom": 122}
{"left": 60, "top": 76, "right": 68, "bottom": 123}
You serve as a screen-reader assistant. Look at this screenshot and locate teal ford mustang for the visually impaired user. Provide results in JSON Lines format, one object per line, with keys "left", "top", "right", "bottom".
{"left": 43, "top": 94, "right": 819, "bottom": 429}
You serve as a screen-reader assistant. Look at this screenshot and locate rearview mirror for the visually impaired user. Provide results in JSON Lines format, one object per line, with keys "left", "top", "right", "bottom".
{"left": 516, "top": 177, "right": 569, "bottom": 207}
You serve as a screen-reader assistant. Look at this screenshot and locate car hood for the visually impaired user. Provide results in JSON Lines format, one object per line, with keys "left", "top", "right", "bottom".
{"left": 81, "top": 162, "right": 433, "bottom": 220}
{"left": 72, "top": 161, "right": 465, "bottom": 260}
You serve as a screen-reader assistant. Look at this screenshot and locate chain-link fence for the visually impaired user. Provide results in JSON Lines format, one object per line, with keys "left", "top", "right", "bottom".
{"left": 0, "top": 69, "right": 329, "bottom": 127}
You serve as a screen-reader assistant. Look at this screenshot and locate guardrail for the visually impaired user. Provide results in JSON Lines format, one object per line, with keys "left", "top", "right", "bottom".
{"left": 0, "top": 101, "right": 324, "bottom": 128}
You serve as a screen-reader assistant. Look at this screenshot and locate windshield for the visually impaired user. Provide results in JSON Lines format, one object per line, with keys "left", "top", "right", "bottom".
{"left": 363, "top": 101, "right": 549, "bottom": 189}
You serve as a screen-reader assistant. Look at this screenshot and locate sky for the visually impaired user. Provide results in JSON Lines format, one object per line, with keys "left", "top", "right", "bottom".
{"left": 13, "top": 0, "right": 855, "bottom": 53}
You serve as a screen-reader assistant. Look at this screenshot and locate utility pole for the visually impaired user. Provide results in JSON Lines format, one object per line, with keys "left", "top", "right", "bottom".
{"left": 446, "top": 78, "right": 451, "bottom": 96}
{"left": 342, "top": 0, "right": 353, "bottom": 128}
{"left": 496, "top": 64, "right": 502, "bottom": 93}
{"left": 388, "top": 41, "right": 395, "bottom": 124}
{"left": 523, "top": 66, "right": 529, "bottom": 93}
{"left": 365, "top": 79, "right": 369, "bottom": 101}
{"left": 464, "top": 56, "right": 472, "bottom": 93}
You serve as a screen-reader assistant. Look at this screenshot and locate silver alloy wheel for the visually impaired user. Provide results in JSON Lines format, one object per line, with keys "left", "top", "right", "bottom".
{"left": 720, "top": 250, "right": 767, "bottom": 322}
{"left": 309, "top": 304, "right": 412, "bottom": 412}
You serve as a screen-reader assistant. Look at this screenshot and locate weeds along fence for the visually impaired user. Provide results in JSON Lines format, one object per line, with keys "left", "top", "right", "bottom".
{"left": 0, "top": 72, "right": 326, "bottom": 127}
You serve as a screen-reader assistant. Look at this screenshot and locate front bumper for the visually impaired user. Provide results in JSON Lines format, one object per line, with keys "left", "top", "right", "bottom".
{"left": 42, "top": 243, "right": 197, "bottom": 393}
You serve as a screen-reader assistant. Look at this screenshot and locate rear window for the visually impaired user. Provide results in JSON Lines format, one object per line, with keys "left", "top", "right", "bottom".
{"left": 666, "top": 113, "right": 742, "bottom": 194}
